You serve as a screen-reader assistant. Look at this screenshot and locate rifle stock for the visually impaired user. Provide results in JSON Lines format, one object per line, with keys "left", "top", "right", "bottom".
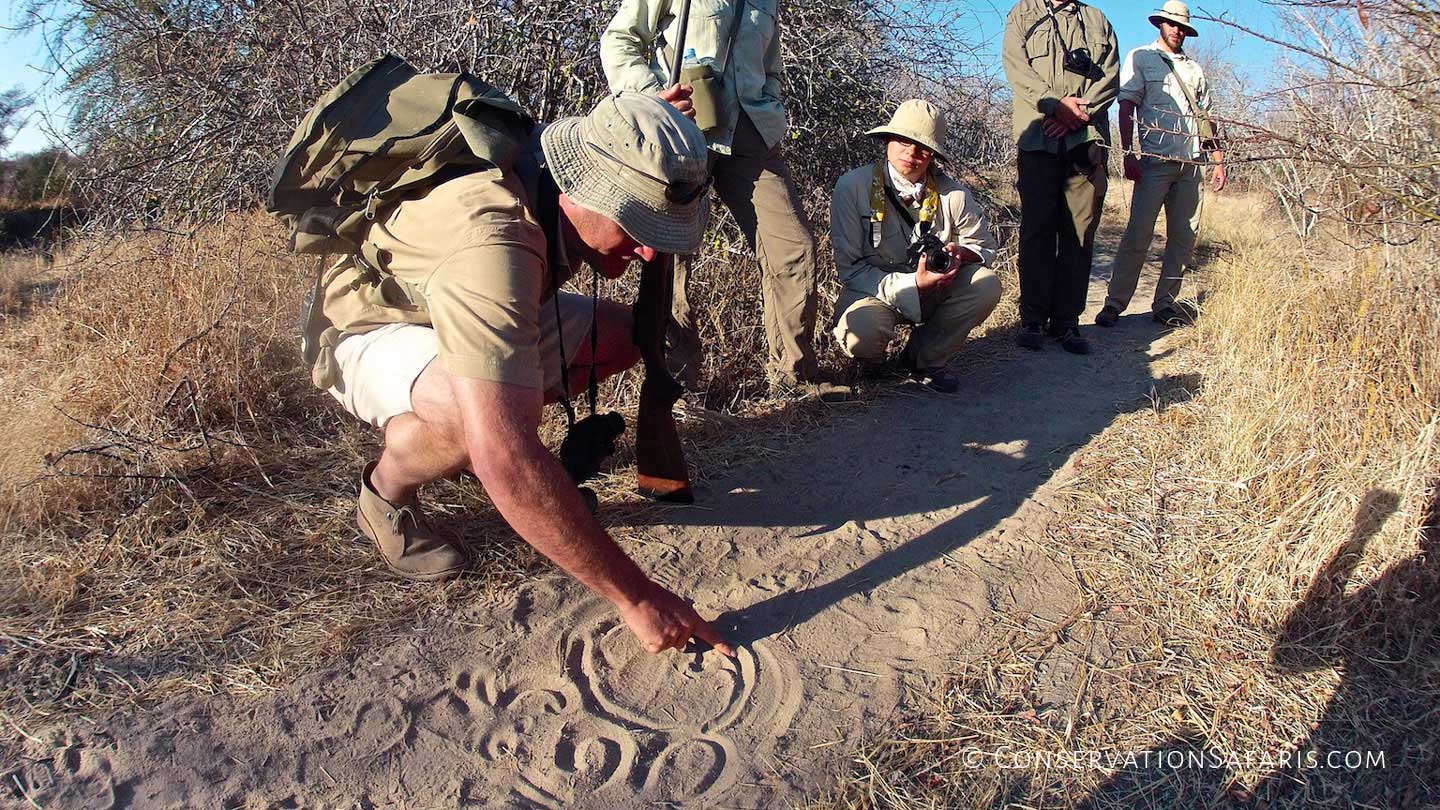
{"left": 633, "top": 254, "right": 694, "bottom": 503}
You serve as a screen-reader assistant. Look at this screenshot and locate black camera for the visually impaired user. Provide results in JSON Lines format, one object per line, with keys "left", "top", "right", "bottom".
{"left": 559, "top": 411, "right": 626, "bottom": 485}
{"left": 1064, "top": 47, "right": 1096, "bottom": 78}
{"left": 906, "top": 231, "right": 950, "bottom": 274}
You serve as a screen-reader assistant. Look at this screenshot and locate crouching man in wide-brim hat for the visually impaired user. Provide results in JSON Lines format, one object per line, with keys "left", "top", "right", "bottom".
{"left": 829, "top": 99, "right": 1001, "bottom": 393}
{"left": 318, "top": 93, "right": 734, "bottom": 657}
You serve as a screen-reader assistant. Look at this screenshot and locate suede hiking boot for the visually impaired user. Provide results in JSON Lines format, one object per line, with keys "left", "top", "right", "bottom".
{"left": 1094, "top": 305, "right": 1120, "bottom": 328}
{"left": 898, "top": 350, "right": 960, "bottom": 394}
{"left": 768, "top": 371, "right": 855, "bottom": 402}
{"left": 356, "top": 461, "right": 467, "bottom": 582}
{"left": 1152, "top": 305, "right": 1194, "bottom": 328}
{"left": 1016, "top": 322, "right": 1045, "bottom": 351}
{"left": 853, "top": 358, "right": 901, "bottom": 381}
{"left": 909, "top": 366, "right": 960, "bottom": 394}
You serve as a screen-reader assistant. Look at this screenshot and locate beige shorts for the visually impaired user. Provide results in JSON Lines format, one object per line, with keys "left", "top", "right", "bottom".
{"left": 327, "top": 291, "right": 594, "bottom": 429}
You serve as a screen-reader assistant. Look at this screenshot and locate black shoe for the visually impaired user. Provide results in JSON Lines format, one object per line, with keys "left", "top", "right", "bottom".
{"left": 853, "top": 358, "right": 902, "bottom": 381}
{"left": 908, "top": 366, "right": 960, "bottom": 394}
{"left": 1094, "top": 305, "right": 1120, "bottom": 328}
{"left": 1016, "top": 323, "right": 1045, "bottom": 351}
{"left": 897, "top": 351, "right": 959, "bottom": 394}
{"left": 1057, "top": 325, "right": 1091, "bottom": 355}
{"left": 1152, "top": 306, "right": 1193, "bottom": 328}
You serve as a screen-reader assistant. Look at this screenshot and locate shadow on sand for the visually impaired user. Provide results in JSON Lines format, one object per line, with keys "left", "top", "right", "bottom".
{"left": 601, "top": 318, "right": 1200, "bottom": 646}
{"left": 1081, "top": 486, "right": 1439, "bottom": 808}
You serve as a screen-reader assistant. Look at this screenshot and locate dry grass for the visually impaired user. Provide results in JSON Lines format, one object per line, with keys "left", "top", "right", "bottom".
{"left": 812, "top": 192, "right": 1439, "bottom": 809}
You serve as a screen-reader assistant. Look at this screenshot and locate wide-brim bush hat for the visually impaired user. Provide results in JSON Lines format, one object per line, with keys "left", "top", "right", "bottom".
{"left": 541, "top": 92, "right": 711, "bottom": 255}
{"left": 1150, "top": 0, "right": 1198, "bottom": 38}
{"left": 865, "top": 99, "right": 950, "bottom": 163}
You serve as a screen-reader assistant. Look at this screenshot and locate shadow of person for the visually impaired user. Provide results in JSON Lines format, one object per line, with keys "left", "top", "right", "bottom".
{"left": 1077, "top": 728, "right": 1244, "bottom": 809}
{"left": 1079, "top": 488, "right": 1426, "bottom": 810}
{"left": 1255, "top": 486, "right": 1438, "bottom": 807}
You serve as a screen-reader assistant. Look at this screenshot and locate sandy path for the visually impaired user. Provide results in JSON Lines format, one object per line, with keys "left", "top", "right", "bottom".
{"left": 12, "top": 233, "right": 1187, "bottom": 809}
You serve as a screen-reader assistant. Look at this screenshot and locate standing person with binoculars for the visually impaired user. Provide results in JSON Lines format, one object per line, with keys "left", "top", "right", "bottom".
{"left": 1003, "top": 0, "right": 1119, "bottom": 356}
{"left": 601, "top": 0, "right": 852, "bottom": 402}
{"left": 828, "top": 100, "right": 1000, "bottom": 394}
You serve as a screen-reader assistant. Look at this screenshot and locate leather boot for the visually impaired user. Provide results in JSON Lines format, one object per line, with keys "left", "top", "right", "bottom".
{"left": 356, "top": 461, "right": 467, "bottom": 582}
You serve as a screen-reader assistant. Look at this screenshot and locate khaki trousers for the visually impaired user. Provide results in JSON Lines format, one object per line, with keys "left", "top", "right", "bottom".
{"left": 832, "top": 265, "right": 1002, "bottom": 371}
{"left": 670, "top": 113, "right": 818, "bottom": 383}
{"left": 1105, "top": 157, "right": 1204, "bottom": 313}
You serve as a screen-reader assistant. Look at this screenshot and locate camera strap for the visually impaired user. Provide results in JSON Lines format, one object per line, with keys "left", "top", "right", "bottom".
{"left": 869, "top": 161, "right": 938, "bottom": 246}
{"left": 1024, "top": 0, "right": 1085, "bottom": 67}
{"left": 552, "top": 266, "right": 602, "bottom": 429}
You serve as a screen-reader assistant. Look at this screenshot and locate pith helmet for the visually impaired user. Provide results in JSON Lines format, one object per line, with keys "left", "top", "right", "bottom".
{"left": 865, "top": 99, "right": 950, "bottom": 163}
{"left": 541, "top": 92, "right": 711, "bottom": 255}
{"left": 1150, "top": 0, "right": 1198, "bottom": 38}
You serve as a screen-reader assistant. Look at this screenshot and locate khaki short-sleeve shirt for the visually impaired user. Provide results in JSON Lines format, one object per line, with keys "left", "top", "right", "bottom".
{"left": 320, "top": 169, "right": 558, "bottom": 389}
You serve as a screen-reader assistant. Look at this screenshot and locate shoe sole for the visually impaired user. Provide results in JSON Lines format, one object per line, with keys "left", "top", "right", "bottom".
{"left": 356, "top": 511, "right": 466, "bottom": 583}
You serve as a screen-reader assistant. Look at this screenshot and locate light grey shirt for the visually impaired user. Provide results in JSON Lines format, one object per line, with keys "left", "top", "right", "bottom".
{"left": 1118, "top": 41, "right": 1212, "bottom": 160}
{"left": 601, "top": 0, "right": 787, "bottom": 154}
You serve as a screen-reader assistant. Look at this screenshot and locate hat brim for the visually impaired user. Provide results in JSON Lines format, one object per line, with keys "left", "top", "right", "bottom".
{"left": 541, "top": 117, "right": 710, "bottom": 256}
{"left": 864, "top": 126, "right": 951, "bottom": 163}
{"left": 1150, "top": 14, "right": 1198, "bottom": 37}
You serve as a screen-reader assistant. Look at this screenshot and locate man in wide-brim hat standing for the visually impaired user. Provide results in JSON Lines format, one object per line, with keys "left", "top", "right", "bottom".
{"left": 828, "top": 99, "right": 1000, "bottom": 393}
{"left": 1095, "top": 0, "right": 1226, "bottom": 330}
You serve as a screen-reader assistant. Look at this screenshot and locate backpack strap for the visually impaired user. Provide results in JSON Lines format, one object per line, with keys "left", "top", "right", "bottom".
{"left": 1155, "top": 52, "right": 1217, "bottom": 152}
{"left": 663, "top": 0, "right": 750, "bottom": 79}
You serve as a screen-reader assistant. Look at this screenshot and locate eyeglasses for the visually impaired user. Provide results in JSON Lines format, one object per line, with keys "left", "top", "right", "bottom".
{"left": 891, "top": 138, "right": 934, "bottom": 157}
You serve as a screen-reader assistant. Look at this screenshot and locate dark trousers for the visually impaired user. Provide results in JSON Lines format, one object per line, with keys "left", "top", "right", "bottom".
{"left": 1016, "top": 144, "right": 1108, "bottom": 327}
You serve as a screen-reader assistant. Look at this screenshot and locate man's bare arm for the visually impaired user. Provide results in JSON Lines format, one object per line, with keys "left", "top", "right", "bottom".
{"left": 449, "top": 372, "right": 734, "bottom": 656}
{"left": 1119, "top": 99, "right": 1142, "bottom": 181}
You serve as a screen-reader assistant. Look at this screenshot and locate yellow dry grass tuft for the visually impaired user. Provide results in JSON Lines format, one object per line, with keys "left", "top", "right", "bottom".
{"left": 813, "top": 192, "right": 1439, "bottom": 809}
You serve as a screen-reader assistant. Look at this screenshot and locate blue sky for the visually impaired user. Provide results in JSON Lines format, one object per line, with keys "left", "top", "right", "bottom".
{"left": 1, "top": 8, "right": 67, "bottom": 157}
{"left": 2, "top": 0, "right": 1283, "bottom": 157}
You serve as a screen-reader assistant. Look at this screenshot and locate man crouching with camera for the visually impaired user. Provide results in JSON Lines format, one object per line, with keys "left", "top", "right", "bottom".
{"left": 830, "top": 100, "right": 1000, "bottom": 393}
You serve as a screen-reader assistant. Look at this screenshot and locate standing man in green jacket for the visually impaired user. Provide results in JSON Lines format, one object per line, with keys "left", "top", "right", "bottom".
{"left": 1003, "top": 0, "right": 1120, "bottom": 355}
{"left": 601, "top": 0, "right": 849, "bottom": 400}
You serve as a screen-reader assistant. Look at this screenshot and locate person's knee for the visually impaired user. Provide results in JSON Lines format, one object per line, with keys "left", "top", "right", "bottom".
{"left": 835, "top": 318, "right": 890, "bottom": 360}
{"left": 975, "top": 271, "right": 1003, "bottom": 312}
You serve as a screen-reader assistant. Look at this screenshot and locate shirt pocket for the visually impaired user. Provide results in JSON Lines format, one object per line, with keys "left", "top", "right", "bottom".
{"left": 1024, "top": 24, "right": 1053, "bottom": 65}
{"left": 873, "top": 215, "right": 912, "bottom": 268}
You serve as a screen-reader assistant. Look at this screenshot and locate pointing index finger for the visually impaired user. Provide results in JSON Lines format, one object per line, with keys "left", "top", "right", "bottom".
{"left": 688, "top": 616, "right": 737, "bottom": 658}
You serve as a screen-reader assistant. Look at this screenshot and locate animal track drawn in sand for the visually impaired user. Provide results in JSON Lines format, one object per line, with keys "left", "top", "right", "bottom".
{"left": 580, "top": 619, "right": 752, "bottom": 732}
{"left": 477, "top": 600, "right": 805, "bottom": 806}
